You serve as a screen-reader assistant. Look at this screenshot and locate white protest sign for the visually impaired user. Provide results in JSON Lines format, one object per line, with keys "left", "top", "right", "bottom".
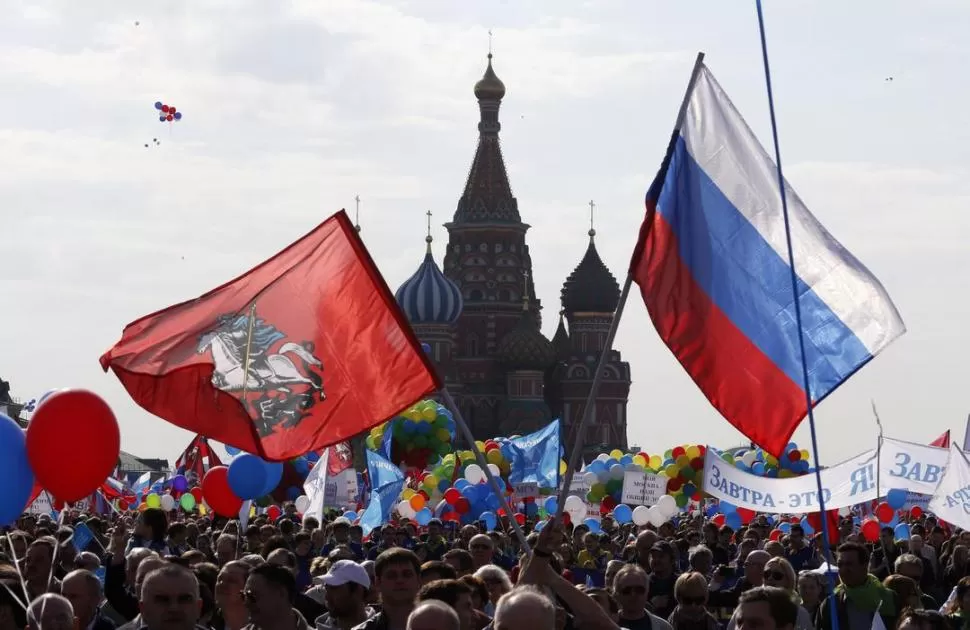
{"left": 879, "top": 437, "right": 948, "bottom": 495}
{"left": 514, "top": 482, "right": 539, "bottom": 502}
{"left": 621, "top": 471, "right": 668, "bottom": 506}
{"left": 563, "top": 476, "right": 590, "bottom": 499}
{"left": 703, "top": 448, "right": 879, "bottom": 513}
{"left": 929, "top": 444, "right": 970, "bottom": 530}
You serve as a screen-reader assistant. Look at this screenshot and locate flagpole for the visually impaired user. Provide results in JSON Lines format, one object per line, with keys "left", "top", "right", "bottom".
{"left": 438, "top": 389, "right": 532, "bottom": 554}
{"left": 553, "top": 51, "right": 705, "bottom": 524}
{"left": 755, "top": 2, "right": 839, "bottom": 627}
{"left": 872, "top": 401, "right": 884, "bottom": 500}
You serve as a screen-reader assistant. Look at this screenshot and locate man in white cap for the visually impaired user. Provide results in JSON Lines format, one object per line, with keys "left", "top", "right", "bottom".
{"left": 314, "top": 560, "right": 374, "bottom": 630}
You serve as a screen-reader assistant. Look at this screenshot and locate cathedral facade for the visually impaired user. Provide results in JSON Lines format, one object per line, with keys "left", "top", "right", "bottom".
{"left": 394, "top": 55, "right": 631, "bottom": 458}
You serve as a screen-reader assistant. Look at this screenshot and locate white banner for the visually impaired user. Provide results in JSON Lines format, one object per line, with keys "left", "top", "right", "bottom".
{"left": 703, "top": 448, "right": 879, "bottom": 513}
{"left": 929, "top": 444, "right": 970, "bottom": 530}
{"left": 563, "top": 476, "right": 590, "bottom": 500}
{"left": 621, "top": 471, "right": 668, "bottom": 506}
{"left": 879, "top": 437, "right": 948, "bottom": 495}
{"left": 514, "top": 482, "right": 539, "bottom": 502}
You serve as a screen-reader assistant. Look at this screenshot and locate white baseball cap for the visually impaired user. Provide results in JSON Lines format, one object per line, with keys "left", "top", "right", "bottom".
{"left": 316, "top": 560, "right": 371, "bottom": 589}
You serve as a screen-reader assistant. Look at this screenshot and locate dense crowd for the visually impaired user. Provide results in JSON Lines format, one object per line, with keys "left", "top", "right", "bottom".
{"left": 2, "top": 504, "right": 970, "bottom": 630}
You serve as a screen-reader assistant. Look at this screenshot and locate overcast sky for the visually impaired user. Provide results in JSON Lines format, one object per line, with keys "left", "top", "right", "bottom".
{"left": 3, "top": 0, "right": 968, "bottom": 466}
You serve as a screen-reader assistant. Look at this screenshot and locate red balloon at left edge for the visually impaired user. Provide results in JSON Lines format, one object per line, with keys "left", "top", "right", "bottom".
{"left": 202, "top": 466, "right": 243, "bottom": 518}
{"left": 26, "top": 390, "right": 120, "bottom": 503}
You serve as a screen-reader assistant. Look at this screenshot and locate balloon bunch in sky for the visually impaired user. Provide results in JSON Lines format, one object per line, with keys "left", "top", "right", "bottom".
{"left": 154, "top": 101, "right": 183, "bottom": 122}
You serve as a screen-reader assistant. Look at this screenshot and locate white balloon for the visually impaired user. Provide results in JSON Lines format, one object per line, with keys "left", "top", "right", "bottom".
{"left": 398, "top": 500, "right": 415, "bottom": 518}
{"left": 294, "top": 495, "right": 310, "bottom": 514}
{"left": 610, "top": 464, "right": 625, "bottom": 480}
{"left": 160, "top": 494, "right": 176, "bottom": 511}
{"left": 647, "top": 505, "right": 665, "bottom": 527}
{"left": 632, "top": 505, "right": 650, "bottom": 526}
{"left": 656, "top": 494, "right": 678, "bottom": 518}
{"left": 564, "top": 495, "right": 585, "bottom": 511}
{"left": 596, "top": 454, "right": 610, "bottom": 462}
{"left": 567, "top": 506, "right": 586, "bottom": 524}
{"left": 464, "top": 464, "right": 485, "bottom": 484}
{"left": 584, "top": 471, "right": 599, "bottom": 486}
{"left": 487, "top": 463, "right": 501, "bottom": 477}
{"left": 742, "top": 451, "right": 757, "bottom": 467}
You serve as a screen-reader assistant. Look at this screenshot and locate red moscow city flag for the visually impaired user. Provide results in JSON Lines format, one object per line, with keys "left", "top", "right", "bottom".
{"left": 100, "top": 211, "right": 440, "bottom": 461}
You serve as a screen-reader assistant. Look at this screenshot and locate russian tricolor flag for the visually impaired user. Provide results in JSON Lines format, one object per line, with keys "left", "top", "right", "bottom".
{"left": 631, "top": 61, "right": 905, "bottom": 456}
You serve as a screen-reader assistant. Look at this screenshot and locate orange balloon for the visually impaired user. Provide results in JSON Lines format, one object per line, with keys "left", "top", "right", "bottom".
{"left": 409, "top": 494, "right": 426, "bottom": 511}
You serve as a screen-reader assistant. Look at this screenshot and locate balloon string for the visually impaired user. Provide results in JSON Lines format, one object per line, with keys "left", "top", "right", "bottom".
{"left": 4, "top": 536, "right": 32, "bottom": 608}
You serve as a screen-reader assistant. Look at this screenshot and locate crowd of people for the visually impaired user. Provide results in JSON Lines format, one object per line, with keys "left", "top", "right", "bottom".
{"left": 1, "top": 503, "right": 969, "bottom": 630}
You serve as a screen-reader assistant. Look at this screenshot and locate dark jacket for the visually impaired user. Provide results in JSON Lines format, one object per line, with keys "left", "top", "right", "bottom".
{"left": 817, "top": 589, "right": 900, "bottom": 630}
{"left": 104, "top": 561, "right": 138, "bottom": 622}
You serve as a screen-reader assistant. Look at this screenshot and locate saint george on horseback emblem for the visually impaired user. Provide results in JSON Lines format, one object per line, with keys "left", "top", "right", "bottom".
{"left": 198, "top": 309, "right": 326, "bottom": 437}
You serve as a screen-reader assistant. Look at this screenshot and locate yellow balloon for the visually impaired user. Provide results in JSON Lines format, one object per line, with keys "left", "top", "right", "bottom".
{"left": 146, "top": 493, "right": 161, "bottom": 509}
{"left": 685, "top": 445, "right": 701, "bottom": 460}
{"left": 610, "top": 449, "right": 624, "bottom": 460}
{"left": 633, "top": 455, "right": 647, "bottom": 467}
{"left": 800, "top": 449, "right": 811, "bottom": 461}
{"left": 422, "top": 408, "right": 437, "bottom": 421}
{"left": 401, "top": 488, "right": 415, "bottom": 500}
{"left": 559, "top": 460, "right": 567, "bottom": 475}
{"left": 486, "top": 450, "right": 503, "bottom": 464}
{"left": 779, "top": 469, "right": 794, "bottom": 478}
{"left": 424, "top": 474, "right": 438, "bottom": 487}
{"left": 436, "top": 428, "right": 451, "bottom": 441}
{"left": 474, "top": 441, "right": 486, "bottom": 452}
{"left": 765, "top": 454, "right": 778, "bottom": 466}
{"left": 443, "top": 454, "right": 455, "bottom": 464}
{"left": 676, "top": 455, "right": 689, "bottom": 468}
{"left": 649, "top": 455, "right": 662, "bottom": 470}
{"left": 665, "top": 464, "right": 679, "bottom": 478}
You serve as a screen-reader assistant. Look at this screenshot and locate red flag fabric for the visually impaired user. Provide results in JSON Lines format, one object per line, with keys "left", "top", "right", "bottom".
{"left": 930, "top": 430, "right": 951, "bottom": 448}
{"left": 175, "top": 435, "right": 224, "bottom": 485}
{"left": 325, "top": 442, "right": 354, "bottom": 477}
{"left": 100, "top": 211, "right": 440, "bottom": 461}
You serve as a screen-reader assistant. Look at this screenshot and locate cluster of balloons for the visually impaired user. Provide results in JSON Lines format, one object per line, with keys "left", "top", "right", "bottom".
{"left": 198, "top": 451, "right": 293, "bottom": 518}
{"left": 0, "top": 390, "right": 121, "bottom": 526}
{"left": 154, "top": 101, "right": 183, "bottom": 123}
{"left": 560, "top": 493, "right": 681, "bottom": 534}
{"left": 365, "top": 400, "right": 456, "bottom": 472}
{"left": 720, "top": 442, "right": 814, "bottom": 478}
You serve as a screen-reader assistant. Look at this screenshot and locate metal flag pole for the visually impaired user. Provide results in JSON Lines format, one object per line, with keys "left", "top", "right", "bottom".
{"left": 241, "top": 302, "right": 257, "bottom": 401}
{"left": 754, "top": 1, "right": 840, "bottom": 625}
{"left": 872, "top": 400, "right": 884, "bottom": 500}
{"left": 438, "top": 389, "right": 532, "bottom": 554}
{"left": 553, "top": 51, "right": 706, "bottom": 524}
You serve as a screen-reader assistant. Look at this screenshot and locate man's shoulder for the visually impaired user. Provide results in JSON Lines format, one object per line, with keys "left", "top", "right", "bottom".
{"left": 351, "top": 612, "right": 387, "bottom": 630}
{"left": 648, "top": 612, "right": 674, "bottom": 630}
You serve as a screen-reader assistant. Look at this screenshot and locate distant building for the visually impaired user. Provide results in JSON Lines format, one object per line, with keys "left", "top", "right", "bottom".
{"left": 392, "top": 55, "right": 631, "bottom": 458}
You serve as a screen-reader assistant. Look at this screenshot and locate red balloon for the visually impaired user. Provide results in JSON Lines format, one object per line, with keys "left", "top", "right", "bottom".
{"left": 672, "top": 446, "right": 686, "bottom": 459}
{"left": 444, "top": 488, "right": 460, "bottom": 505}
{"left": 169, "top": 106, "right": 176, "bottom": 113}
{"left": 190, "top": 487, "right": 203, "bottom": 502}
{"left": 26, "top": 390, "right": 120, "bottom": 502}
{"left": 789, "top": 450, "right": 801, "bottom": 461}
{"left": 202, "top": 466, "right": 243, "bottom": 517}
{"left": 712, "top": 513, "right": 726, "bottom": 527}
{"left": 455, "top": 498, "right": 470, "bottom": 514}
{"left": 691, "top": 458, "right": 704, "bottom": 470}
{"left": 496, "top": 507, "right": 506, "bottom": 517}
{"left": 161, "top": 105, "right": 170, "bottom": 112}
{"left": 443, "top": 511, "right": 460, "bottom": 523}
{"left": 911, "top": 506, "right": 923, "bottom": 519}
{"left": 266, "top": 505, "right": 281, "bottom": 520}
{"left": 875, "top": 502, "right": 894, "bottom": 523}
{"left": 514, "top": 513, "right": 525, "bottom": 526}
{"left": 166, "top": 115, "right": 174, "bottom": 121}
{"left": 118, "top": 499, "right": 129, "bottom": 511}
{"left": 769, "top": 529, "right": 782, "bottom": 541}
{"left": 737, "top": 507, "right": 756, "bottom": 525}
{"left": 861, "top": 518, "right": 880, "bottom": 542}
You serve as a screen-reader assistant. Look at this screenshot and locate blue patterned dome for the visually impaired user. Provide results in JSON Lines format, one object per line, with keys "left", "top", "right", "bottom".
{"left": 395, "top": 245, "right": 463, "bottom": 325}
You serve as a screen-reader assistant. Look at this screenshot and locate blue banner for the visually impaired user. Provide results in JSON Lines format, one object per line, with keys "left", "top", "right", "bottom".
{"left": 359, "top": 450, "right": 405, "bottom": 536}
{"left": 508, "top": 420, "right": 561, "bottom": 489}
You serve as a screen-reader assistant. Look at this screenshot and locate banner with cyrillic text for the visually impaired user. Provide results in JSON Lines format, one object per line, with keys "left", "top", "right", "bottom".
{"left": 622, "top": 471, "right": 668, "bottom": 506}
{"left": 879, "top": 437, "right": 948, "bottom": 495}
{"left": 703, "top": 449, "right": 879, "bottom": 513}
{"left": 928, "top": 444, "right": 970, "bottom": 530}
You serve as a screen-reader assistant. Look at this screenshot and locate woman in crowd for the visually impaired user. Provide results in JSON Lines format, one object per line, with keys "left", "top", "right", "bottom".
{"left": 796, "top": 571, "right": 827, "bottom": 622}
{"left": 945, "top": 577, "right": 970, "bottom": 630}
{"left": 667, "top": 572, "right": 718, "bottom": 630}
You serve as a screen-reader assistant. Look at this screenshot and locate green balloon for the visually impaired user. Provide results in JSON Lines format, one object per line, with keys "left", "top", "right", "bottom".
{"left": 179, "top": 493, "right": 196, "bottom": 511}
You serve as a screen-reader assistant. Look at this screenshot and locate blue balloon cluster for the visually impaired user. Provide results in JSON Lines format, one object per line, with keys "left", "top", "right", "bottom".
{"left": 228, "top": 454, "right": 284, "bottom": 500}
{"left": 0, "top": 414, "right": 35, "bottom": 526}
{"left": 886, "top": 488, "right": 908, "bottom": 510}
{"left": 435, "top": 476, "right": 515, "bottom": 528}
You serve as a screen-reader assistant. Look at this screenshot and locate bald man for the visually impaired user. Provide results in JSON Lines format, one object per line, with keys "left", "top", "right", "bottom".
{"left": 27, "top": 593, "right": 76, "bottom": 630}
{"left": 406, "top": 600, "right": 459, "bottom": 630}
{"left": 494, "top": 587, "right": 556, "bottom": 630}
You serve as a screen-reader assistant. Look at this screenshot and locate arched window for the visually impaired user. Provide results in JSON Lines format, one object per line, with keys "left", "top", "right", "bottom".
{"left": 468, "top": 289, "right": 484, "bottom": 301}
{"left": 466, "top": 334, "right": 480, "bottom": 356}
{"left": 581, "top": 333, "right": 588, "bottom": 352}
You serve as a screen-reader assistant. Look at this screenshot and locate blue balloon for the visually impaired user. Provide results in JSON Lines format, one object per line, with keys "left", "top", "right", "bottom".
{"left": 261, "top": 461, "right": 284, "bottom": 495}
{"left": 455, "top": 479, "right": 470, "bottom": 491}
{"left": 173, "top": 112, "right": 182, "bottom": 120}
{"left": 481, "top": 511, "right": 497, "bottom": 530}
{"left": 894, "top": 523, "right": 911, "bottom": 541}
{"left": 583, "top": 518, "right": 601, "bottom": 534}
{"left": 154, "top": 101, "right": 163, "bottom": 110}
{"left": 778, "top": 522, "right": 791, "bottom": 534}
{"left": 725, "top": 512, "right": 742, "bottom": 529}
{"left": 228, "top": 454, "right": 268, "bottom": 500}
{"left": 544, "top": 497, "right": 558, "bottom": 514}
{"left": 343, "top": 511, "right": 358, "bottom": 521}
{"left": 534, "top": 519, "right": 546, "bottom": 532}
{"left": 172, "top": 475, "right": 188, "bottom": 492}
{"left": 286, "top": 486, "right": 301, "bottom": 501}
{"left": 800, "top": 517, "right": 815, "bottom": 535}
{"left": 225, "top": 445, "right": 242, "bottom": 456}
{"left": 421, "top": 342, "right": 432, "bottom": 355}
{"left": 0, "top": 414, "right": 34, "bottom": 526}
{"left": 415, "top": 508, "right": 432, "bottom": 526}
{"left": 886, "top": 488, "right": 908, "bottom": 510}
{"left": 159, "top": 116, "right": 166, "bottom": 122}
{"left": 524, "top": 502, "right": 538, "bottom": 517}
{"left": 751, "top": 462, "right": 765, "bottom": 475}
{"left": 613, "top": 504, "right": 633, "bottom": 524}
{"left": 306, "top": 451, "right": 320, "bottom": 463}
{"left": 719, "top": 501, "right": 737, "bottom": 514}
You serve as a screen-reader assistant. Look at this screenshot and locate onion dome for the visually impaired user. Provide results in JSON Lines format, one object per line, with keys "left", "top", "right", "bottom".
{"left": 498, "top": 305, "right": 556, "bottom": 370}
{"left": 561, "top": 230, "right": 620, "bottom": 314}
{"left": 474, "top": 54, "right": 506, "bottom": 101}
{"left": 395, "top": 232, "right": 463, "bottom": 325}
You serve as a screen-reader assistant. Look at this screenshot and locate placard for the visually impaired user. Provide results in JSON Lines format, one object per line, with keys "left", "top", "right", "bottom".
{"left": 621, "top": 471, "right": 668, "bottom": 506}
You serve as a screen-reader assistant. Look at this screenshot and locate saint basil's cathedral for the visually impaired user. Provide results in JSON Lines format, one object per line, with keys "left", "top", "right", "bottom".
{"left": 393, "top": 55, "right": 632, "bottom": 458}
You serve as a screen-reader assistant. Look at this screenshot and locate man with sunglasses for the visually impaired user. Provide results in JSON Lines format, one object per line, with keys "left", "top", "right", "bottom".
{"left": 611, "top": 564, "right": 673, "bottom": 630}
{"left": 241, "top": 564, "right": 311, "bottom": 630}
